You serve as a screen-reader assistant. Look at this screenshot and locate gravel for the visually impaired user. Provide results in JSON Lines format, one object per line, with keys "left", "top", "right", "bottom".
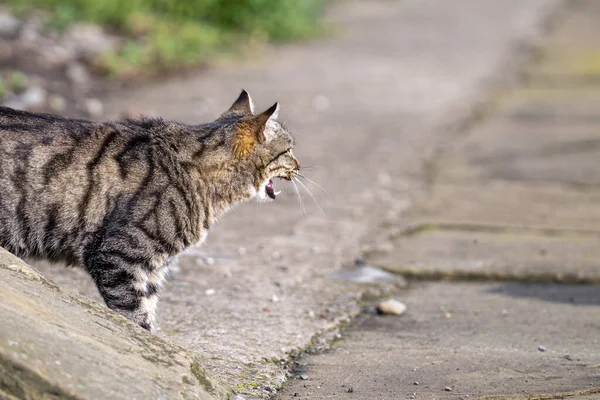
{"left": 0, "top": 12, "right": 21, "bottom": 39}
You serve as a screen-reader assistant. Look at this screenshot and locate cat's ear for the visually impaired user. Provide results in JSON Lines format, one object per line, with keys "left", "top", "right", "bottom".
{"left": 221, "top": 89, "right": 255, "bottom": 118}
{"left": 233, "top": 103, "right": 279, "bottom": 157}
{"left": 253, "top": 102, "right": 280, "bottom": 143}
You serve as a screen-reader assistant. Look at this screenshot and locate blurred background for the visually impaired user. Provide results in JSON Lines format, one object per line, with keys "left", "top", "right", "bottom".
{"left": 2, "top": 1, "right": 600, "bottom": 399}
{"left": 0, "top": 0, "right": 327, "bottom": 115}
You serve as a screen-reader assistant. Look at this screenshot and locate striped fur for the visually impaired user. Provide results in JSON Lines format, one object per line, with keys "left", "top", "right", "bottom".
{"left": 0, "top": 90, "right": 300, "bottom": 331}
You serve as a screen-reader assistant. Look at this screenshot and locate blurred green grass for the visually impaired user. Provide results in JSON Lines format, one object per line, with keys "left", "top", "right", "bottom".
{"left": 7, "top": 0, "right": 326, "bottom": 77}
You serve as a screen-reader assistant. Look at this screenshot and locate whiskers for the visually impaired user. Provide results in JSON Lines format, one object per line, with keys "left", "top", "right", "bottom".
{"left": 290, "top": 179, "right": 306, "bottom": 215}
{"left": 290, "top": 171, "right": 329, "bottom": 216}
{"left": 296, "top": 172, "right": 332, "bottom": 201}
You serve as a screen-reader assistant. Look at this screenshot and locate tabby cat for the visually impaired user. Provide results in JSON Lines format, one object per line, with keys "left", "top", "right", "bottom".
{"left": 0, "top": 90, "right": 300, "bottom": 331}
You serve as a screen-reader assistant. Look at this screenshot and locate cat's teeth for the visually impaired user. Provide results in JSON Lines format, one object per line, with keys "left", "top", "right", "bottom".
{"left": 274, "top": 190, "right": 281, "bottom": 196}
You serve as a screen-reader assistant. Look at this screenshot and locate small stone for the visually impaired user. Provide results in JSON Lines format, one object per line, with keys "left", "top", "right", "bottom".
{"left": 263, "top": 307, "right": 270, "bottom": 312}
{"left": 538, "top": 345, "right": 546, "bottom": 352}
{"left": 444, "top": 386, "right": 452, "bottom": 392}
{"left": 320, "top": 313, "right": 328, "bottom": 319}
{"left": 354, "top": 256, "right": 366, "bottom": 266}
{"left": 84, "top": 98, "right": 103, "bottom": 118}
{"left": 272, "top": 294, "right": 280, "bottom": 302}
{"left": 293, "top": 393, "right": 300, "bottom": 397}
{"left": 308, "top": 310, "right": 315, "bottom": 318}
{"left": 444, "top": 312, "right": 452, "bottom": 319}
{"left": 299, "top": 374, "right": 309, "bottom": 380}
{"left": 376, "top": 299, "right": 407, "bottom": 316}
{"left": 413, "top": 381, "right": 419, "bottom": 385}
{"left": 21, "top": 86, "right": 47, "bottom": 109}
{"left": 204, "top": 288, "right": 216, "bottom": 296}
{"left": 61, "top": 23, "right": 117, "bottom": 61}
{"left": 66, "top": 62, "right": 90, "bottom": 85}
{"left": 47, "top": 94, "right": 67, "bottom": 113}
{"left": 346, "top": 387, "right": 354, "bottom": 393}
{"left": 18, "top": 14, "right": 42, "bottom": 44}
{"left": 0, "top": 12, "right": 21, "bottom": 38}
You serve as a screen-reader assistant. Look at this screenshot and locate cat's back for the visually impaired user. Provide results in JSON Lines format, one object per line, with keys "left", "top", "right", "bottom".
{"left": 0, "top": 106, "right": 100, "bottom": 144}
{"left": 0, "top": 107, "right": 173, "bottom": 261}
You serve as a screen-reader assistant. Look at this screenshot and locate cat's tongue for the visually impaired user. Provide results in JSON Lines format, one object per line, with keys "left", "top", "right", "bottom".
{"left": 266, "top": 179, "right": 279, "bottom": 199}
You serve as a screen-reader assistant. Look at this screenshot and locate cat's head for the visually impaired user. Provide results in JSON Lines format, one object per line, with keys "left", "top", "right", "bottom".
{"left": 204, "top": 90, "right": 300, "bottom": 202}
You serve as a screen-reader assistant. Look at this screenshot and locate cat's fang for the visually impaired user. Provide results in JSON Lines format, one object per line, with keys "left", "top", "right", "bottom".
{"left": 274, "top": 190, "right": 281, "bottom": 196}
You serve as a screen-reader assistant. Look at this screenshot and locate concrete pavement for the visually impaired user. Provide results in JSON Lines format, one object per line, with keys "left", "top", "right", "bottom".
{"left": 280, "top": 1, "right": 600, "bottom": 398}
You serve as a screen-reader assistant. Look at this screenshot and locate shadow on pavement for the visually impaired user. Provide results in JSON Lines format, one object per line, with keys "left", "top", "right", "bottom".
{"left": 488, "top": 283, "right": 600, "bottom": 305}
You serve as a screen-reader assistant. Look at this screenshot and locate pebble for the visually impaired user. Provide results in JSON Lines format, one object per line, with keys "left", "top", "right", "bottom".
{"left": 376, "top": 299, "right": 407, "bottom": 316}
{"left": 538, "top": 345, "right": 546, "bottom": 352}
{"left": 354, "top": 256, "right": 366, "bottom": 265}
{"left": 0, "top": 12, "right": 21, "bottom": 38}
{"left": 272, "top": 294, "right": 280, "bottom": 302}
{"left": 299, "top": 374, "right": 309, "bottom": 380}
{"left": 61, "top": 23, "right": 117, "bottom": 61}
{"left": 18, "top": 15, "right": 43, "bottom": 44}
{"left": 204, "top": 288, "right": 216, "bottom": 296}
{"left": 84, "top": 98, "right": 104, "bottom": 118}
{"left": 66, "top": 62, "right": 90, "bottom": 85}
{"left": 413, "top": 381, "right": 419, "bottom": 385}
{"left": 21, "top": 86, "right": 47, "bottom": 109}
{"left": 444, "top": 386, "right": 452, "bottom": 392}
{"left": 204, "top": 257, "right": 215, "bottom": 265}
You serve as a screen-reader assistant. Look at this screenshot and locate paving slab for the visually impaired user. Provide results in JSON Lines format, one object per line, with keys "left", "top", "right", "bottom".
{"left": 0, "top": 248, "right": 229, "bottom": 400}
{"left": 412, "top": 182, "right": 600, "bottom": 232}
{"left": 277, "top": 282, "right": 600, "bottom": 399}
{"left": 436, "top": 119, "right": 600, "bottom": 185}
{"left": 369, "top": 229, "right": 600, "bottom": 283}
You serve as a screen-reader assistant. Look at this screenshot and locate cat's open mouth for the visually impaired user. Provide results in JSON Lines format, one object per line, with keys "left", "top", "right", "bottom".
{"left": 265, "top": 179, "right": 281, "bottom": 199}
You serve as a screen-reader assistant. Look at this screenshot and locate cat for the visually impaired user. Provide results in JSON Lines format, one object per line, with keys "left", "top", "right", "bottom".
{"left": 0, "top": 90, "right": 300, "bottom": 331}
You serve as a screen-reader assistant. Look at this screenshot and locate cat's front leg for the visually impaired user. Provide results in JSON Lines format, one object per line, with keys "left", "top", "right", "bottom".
{"left": 83, "top": 238, "right": 168, "bottom": 332}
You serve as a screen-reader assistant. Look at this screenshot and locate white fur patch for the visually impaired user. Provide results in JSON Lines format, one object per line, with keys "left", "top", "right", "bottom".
{"left": 133, "top": 269, "right": 150, "bottom": 292}
{"left": 140, "top": 295, "right": 159, "bottom": 325}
